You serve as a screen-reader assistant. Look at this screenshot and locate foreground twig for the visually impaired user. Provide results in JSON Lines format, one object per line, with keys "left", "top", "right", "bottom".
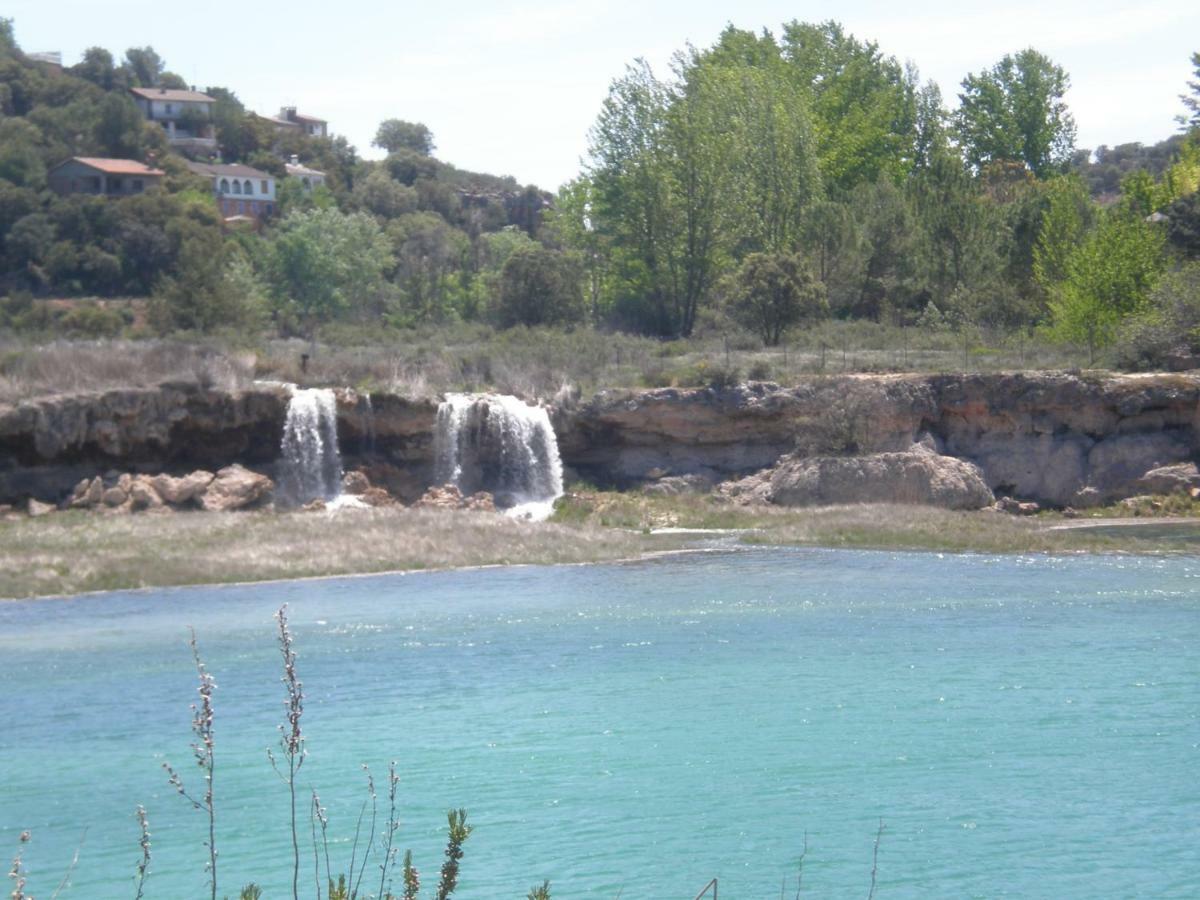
{"left": 867, "top": 819, "right": 885, "bottom": 900}
{"left": 163, "top": 628, "right": 218, "bottom": 900}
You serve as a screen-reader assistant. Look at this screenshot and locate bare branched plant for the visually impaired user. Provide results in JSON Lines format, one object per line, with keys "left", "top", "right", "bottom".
{"left": 867, "top": 819, "right": 886, "bottom": 900}
{"left": 794, "top": 831, "right": 807, "bottom": 899}
{"left": 435, "top": 809, "right": 472, "bottom": 900}
{"left": 348, "top": 766, "right": 378, "bottom": 898}
{"left": 527, "top": 878, "right": 552, "bottom": 899}
{"left": 163, "top": 628, "right": 218, "bottom": 900}
{"left": 311, "top": 790, "right": 329, "bottom": 900}
{"left": 267, "top": 604, "right": 306, "bottom": 900}
{"left": 377, "top": 761, "right": 402, "bottom": 900}
{"left": 8, "top": 830, "right": 30, "bottom": 900}
{"left": 134, "top": 806, "right": 152, "bottom": 900}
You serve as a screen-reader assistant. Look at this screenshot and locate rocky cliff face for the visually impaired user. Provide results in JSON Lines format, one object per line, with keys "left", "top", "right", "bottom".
{"left": 554, "top": 373, "right": 1200, "bottom": 507}
{"left": 3, "top": 372, "right": 1197, "bottom": 509}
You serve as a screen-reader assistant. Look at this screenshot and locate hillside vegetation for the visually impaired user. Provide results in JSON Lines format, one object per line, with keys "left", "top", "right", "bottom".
{"left": 1, "top": 19, "right": 1199, "bottom": 377}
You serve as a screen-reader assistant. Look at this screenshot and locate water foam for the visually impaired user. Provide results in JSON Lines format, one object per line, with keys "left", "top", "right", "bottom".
{"left": 277, "top": 387, "right": 343, "bottom": 506}
{"left": 434, "top": 393, "right": 564, "bottom": 520}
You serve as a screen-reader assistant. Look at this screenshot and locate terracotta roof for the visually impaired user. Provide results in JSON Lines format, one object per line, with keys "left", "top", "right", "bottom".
{"left": 130, "top": 87, "right": 214, "bottom": 103}
{"left": 187, "top": 161, "right": 274, "bottom": 180}
{"left": 55, "top": 157, "right": 165, "bottom": 176}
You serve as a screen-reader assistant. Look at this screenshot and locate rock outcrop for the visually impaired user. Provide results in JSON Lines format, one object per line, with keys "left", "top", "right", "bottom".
{"left": 4, "top": 372, "right": 1199, "bottom": 511}
{"left": 722, "top": 446, "right": 994, "bottom": 510}
{"left": 200, "top": 465, "right": 274, "bottom": 512}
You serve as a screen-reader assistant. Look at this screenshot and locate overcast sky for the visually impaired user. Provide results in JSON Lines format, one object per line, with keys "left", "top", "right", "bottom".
{"left": 7, "top": 0, "right": 1198, "bottom": 189}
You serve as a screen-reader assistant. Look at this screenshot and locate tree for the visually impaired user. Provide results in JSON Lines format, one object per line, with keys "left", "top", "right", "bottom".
{"left": 727, "top": 251, "right": 827, "bottom": 345}
{"left": 266, "top": 208, "right": 393, "bottom": 333}
{"left": 780, "top": 20, "right": 919, "bottom": 188}
{"left": 495, "top": 244, "right": 583, "bottom": 327}
{"left": 1033, "top": 176, "right": 1093, "bottom": 291}
{"left": 1179, "top": 51, "right": 1200, "bottom": 131}
{"left": 955, "top": 48, "right": 1076, "bottom": 178}
{"left": 73, "top": 47, "right": 118, "bottom": 90}
{"left": 374, "top": 119, "right": 435, "bottom": 155}
{"left": 122, "top": 46, "right": 165, "bottom": 87}
{"left": 94, "top": 93, "right": 145, "bottom": 158}
{"left": 1048, "top": 210, "right": 1167, "bottom": 361}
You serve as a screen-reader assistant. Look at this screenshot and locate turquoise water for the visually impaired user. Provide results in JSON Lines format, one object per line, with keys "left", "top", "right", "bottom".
{"left": 1, "top": 549, "right": 1198, "bottom": 898}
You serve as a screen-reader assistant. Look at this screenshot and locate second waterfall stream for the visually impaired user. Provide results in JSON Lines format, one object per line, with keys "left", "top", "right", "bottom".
{"left": 434, "top": 393, "right": 564, "bottom": 520}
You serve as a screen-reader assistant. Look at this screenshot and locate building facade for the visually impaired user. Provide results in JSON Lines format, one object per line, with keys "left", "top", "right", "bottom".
{"left": 186, "top": 161, "right": 277, "bottom": 222}
{"left": 131, "top": 87, "right": 217, "bottom": 153}
{"left": 48, "top": 157, "right": 165, "bottom": 196}
{"left": 285, "top": 156, "right": 326, "bottom": 191}
{"left": 271, "top": 106, "right": 329, "bottom": 138}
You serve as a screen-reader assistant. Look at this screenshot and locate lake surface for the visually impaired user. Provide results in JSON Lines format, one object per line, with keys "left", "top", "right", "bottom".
{"left": 1, "top": 549, "right": 1198, "bottom": 898}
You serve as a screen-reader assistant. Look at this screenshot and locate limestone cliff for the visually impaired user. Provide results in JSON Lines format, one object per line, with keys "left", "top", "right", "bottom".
{"left": 2, "top": 372, "right": 1197, "bottom": 509}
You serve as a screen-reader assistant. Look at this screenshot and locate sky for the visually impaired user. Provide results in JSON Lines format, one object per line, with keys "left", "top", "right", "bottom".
{"left": 7, "top": 0, "right": 1198, "bottom": 190}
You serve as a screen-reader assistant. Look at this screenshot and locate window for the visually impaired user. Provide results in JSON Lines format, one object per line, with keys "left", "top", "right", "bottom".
{"left": 260, "top": 180, "right": 268, "bottom": 194}
{"left": 132, "top": 179, "right": 144, "bottom": 193}
{"left": 243, "top": 179, "right": 253, "bottom": 195}
{"left": 109, "top": 177, "right": 123, "bottom": 193}
{"left": 232, "top": 180, "right": 242, "bottom": 195}
{"left": 165, "top": 103, "right": 173, "bottom": 115}
{"left": 219, "top": 178, "right": 230, "bottom": 194}
{"left": 302, "top": 178, "right": 310, "bottom": 190}
{"left": 89, "top": 176, "right": 101, "bottom": 193}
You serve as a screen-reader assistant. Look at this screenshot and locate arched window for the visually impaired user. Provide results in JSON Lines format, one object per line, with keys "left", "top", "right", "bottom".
{"left": 232, "top": 180, "right": 242, "bottom": 194}
{"left": 219, "top": 178, "right": 230, "bottom": 194}
{"left": 243, "top": 179, "right": 253, "bottom": 195}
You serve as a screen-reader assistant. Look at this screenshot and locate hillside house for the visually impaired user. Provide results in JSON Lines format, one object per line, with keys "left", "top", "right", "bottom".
{"left": 186, "top": 161, "right": 276, "bottom": 222}
{"left": 270, "top": 106, "right": 328, "bottom": 138}
{"left": 131, "top": 87, "right": 217, "bottom": 152}
{"left": 285, "top": 156, "right": 326, "bottom": 191}
{"left": 48, "top": 157, "right": 165, "bottom": 196}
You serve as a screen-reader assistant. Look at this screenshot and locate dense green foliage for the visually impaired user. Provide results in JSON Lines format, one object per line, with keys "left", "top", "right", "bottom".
{"left": 1, "top": 16, "right": 1198, "bottom": 365}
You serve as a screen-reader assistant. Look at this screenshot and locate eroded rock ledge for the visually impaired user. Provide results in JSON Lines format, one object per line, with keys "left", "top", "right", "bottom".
{"left": 2, "top": 372, "right": 1198, "bottom": 511}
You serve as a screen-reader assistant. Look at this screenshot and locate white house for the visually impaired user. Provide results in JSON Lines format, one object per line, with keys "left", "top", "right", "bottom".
{"left": 285, "top": 156, "right": 326, "bottom": 191}
{"left": 131, "top": 87, "right": 217, "bottom": 152}
{"left": 186, "top": 161, "right": 277, "bottom": 222}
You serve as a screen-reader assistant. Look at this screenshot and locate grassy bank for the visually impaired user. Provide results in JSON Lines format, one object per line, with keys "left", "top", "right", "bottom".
{"left": 4, "top": 496, "right": 1200, "bottom": 600}
{"left": 0, "top": 506, "right": 686, "bottom": 600}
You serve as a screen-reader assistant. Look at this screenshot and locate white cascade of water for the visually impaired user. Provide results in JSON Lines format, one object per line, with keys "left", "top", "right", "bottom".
{"left": 433, "top": 393, "right": 564, "bottom": 520}
{"left": 278, "top": 387, "right": 343, "bottom": 506}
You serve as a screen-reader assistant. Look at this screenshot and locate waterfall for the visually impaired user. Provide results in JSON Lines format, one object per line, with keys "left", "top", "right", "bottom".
{"left": 434, "top": 393, "right": 564, "bottom": 520}
{"left": 277, "top": 387, "right": 343, "bottom": 506}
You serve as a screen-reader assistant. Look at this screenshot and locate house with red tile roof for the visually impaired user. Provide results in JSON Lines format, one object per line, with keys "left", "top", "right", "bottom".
{"left": 47, "top": 157, "right": 165, "bottom": 197}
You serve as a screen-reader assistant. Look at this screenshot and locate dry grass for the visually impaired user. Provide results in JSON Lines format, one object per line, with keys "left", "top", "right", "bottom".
{"left": 0, "top": 339, "right": 255, "bottom": 402}
{"left": 4, "top": 497, "right": 1198, "bottom": 600}
{"left": 3, "top": 320, "right": 1092, "bottom": 404}
{"left": 0, "top": 507, "right": 686, "bottom": 600}
{"left": 552, "top": 492, "right": 1200, "bottom": 555}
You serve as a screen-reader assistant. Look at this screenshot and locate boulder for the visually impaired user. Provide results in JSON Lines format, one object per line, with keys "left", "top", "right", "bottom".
{"left": 199, "top": 465, "right": 274, "bottom": 512}
{"left": 102, "top": 485, "right": 128, "bottom": 507}
{"left": 68, "top": 476, "right": 105, "bottom": 509}
{"left": 301, "top": 498, "right": 327, "bottom": 512}
{"left": 27, "top": 498, "right": 55, "bottom": 517}
{"left": 464, "top": 491, "right": 496, "bottom": 512}
{"left": 129, "top": 476, "right": 164, "bottom": 511}
{"left": 151, "top": 471, "right": 215, "bottom": 506}
{"left": 359, "top": 486, "right": 397, "bottom": 507}
{"left": 414, "top": 484, "right": 464, "bottom": 509}
{"left": 1136, "top": 462, "right": 1200, "bottom": 495}
{"left": 768, "top": 446, "right": 995, "bottom": 510}
{"left": 342, "top": 470, "right": 371, "bottom": 495}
